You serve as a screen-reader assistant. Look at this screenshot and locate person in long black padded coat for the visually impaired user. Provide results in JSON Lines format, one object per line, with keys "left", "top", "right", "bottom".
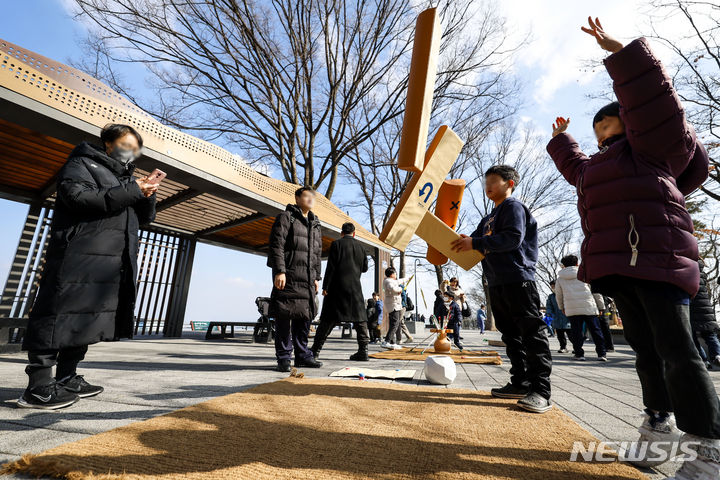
{"left": 267, "top": 187, "right": 323, "bottom": 372}
{"left": 19, "top": 124, "right": 159, "bottom": 410}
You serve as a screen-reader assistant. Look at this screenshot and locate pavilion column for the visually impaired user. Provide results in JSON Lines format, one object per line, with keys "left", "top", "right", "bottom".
{"left": 162, "top": 235, "right": 197, "bottom": 338}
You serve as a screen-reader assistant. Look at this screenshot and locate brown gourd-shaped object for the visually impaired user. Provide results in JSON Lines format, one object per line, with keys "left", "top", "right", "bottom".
{"left": 431, "top": 328, "right": 453, "bottom": 353}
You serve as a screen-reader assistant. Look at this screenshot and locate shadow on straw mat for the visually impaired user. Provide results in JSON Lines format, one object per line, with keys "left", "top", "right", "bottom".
{"left": 5, "top": 403, "right": 638, "bottom": 480}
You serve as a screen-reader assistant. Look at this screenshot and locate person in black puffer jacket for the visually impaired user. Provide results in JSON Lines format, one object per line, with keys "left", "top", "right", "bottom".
{"left": 20, "top": 124, "right": 159, "bottom": 410}
{"left": 690, "top": 259, "right": 720, "bottom": 367}
{"left": 267, "top": 187, "right": 323, "bottom": 372}
{"left": 433, "top": 289, "right": 448, "bottom": 327}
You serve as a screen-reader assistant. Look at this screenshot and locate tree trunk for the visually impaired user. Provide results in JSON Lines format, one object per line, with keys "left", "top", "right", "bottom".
{"left": 398, "top": 251, "right": 406, "bottom": 278}
{"left": 434, "top": 264, "right": 444, "bottom": 287}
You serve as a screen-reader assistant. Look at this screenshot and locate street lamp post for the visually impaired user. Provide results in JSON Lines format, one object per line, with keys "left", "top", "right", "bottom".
{"left": 414, "top": 258, "right": 420, "bottom": 323}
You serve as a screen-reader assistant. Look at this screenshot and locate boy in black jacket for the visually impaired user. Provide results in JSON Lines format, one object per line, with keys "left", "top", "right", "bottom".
{"left": 445, "top": 291, "right": 464, "bottom": 351}
{"left": 452, "top": 165, "right": 552, "bottom": 413}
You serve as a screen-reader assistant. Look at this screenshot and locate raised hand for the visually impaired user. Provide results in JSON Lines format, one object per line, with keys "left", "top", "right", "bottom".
{"left": 581, "top": 17, "right": 623, "bottom": 53}
{"left": 552, "top": 117, "right": 570, "bottom": 137}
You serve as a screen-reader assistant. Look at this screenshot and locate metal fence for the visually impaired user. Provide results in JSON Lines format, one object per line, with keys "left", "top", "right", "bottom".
{"left": 0, "top": 204, "right": 196, "bottom": 352}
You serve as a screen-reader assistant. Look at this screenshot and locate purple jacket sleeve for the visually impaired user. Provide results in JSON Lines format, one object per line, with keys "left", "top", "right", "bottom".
{"left": 676, "top": 140, "right": 709, "bottom": 196}
{"left": 546, "top": 133, "right": 590, "bottom": 188}
{"left": 604, "top": 37, "right": 695, "bottom": 171}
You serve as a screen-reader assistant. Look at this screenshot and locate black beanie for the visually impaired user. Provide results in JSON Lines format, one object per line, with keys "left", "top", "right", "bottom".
{"left": 592, "top": 101, "right": 621, "bottom": 126}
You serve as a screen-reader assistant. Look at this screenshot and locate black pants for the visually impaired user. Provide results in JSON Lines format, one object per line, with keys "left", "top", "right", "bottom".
{"left": 447, "top": 320, "right": 462, "bottom": 348}
{"left": 368, "top": 320, "right": 380, "bottom": 342}
{"left": 26, "top": 345, "right": 89, "bottom": 388}
{"left": 489, "top": 281, "right": 552, "bottom": 399}
{"left": 556, "top": 329, "right": 570, "bottom": 350}
{"left": 599, "top": 315, "right": 615, "bottom": 350}
{"left": 569, "top": 315, "right": 606, "bottom": 358}
{"left": 273, "top": 299, "right": 313, "bottom": 362}
{"left": 354, "top": 322, "right": 370, "bottom": 349}
{"left": 312, "top": 318, "right": 370, "bottom": 354}
{"left": 385, "top": 310, "right": 402, "bottom": 343}
{"left": 597, "top": 276, "right": 720, "bottom": 438}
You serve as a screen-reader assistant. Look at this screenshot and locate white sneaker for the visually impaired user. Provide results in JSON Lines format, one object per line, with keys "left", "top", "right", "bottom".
{"left": 667, "top": 434, "right": 720, "bottom": 480}
{"left": 381, "top": 341, "right": 395, "bottom": 350}
{"left": 393, "top": 344, "right": 404, "bottom": 350}
{"left": 622, "top": 409, "right": 681, "bottom": 468}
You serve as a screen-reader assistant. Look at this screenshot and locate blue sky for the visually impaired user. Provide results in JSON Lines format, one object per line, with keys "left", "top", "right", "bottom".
{"left": 0, "top": 1, "right": 706, "bottom": 323}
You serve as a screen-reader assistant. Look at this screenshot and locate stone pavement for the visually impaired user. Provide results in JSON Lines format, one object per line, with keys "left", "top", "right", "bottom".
{"left": 1, "top": 328, "right": 719, "bottom": 479}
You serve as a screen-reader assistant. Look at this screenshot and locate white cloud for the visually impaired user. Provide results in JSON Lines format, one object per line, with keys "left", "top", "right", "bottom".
{"left": 500, "top": 0, "right": 694, "bottom": 109}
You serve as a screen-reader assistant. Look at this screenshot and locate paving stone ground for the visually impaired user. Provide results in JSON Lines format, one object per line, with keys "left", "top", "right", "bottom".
{"left": 1, "top": 328, "right": 719, "bottom": 479}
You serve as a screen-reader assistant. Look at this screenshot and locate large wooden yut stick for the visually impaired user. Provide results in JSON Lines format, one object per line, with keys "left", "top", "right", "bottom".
{"left": 380, "top": 7, "right": 483, "bottom": 271}
{"left": 427, "top": 179, "right": 466, "bottom": 265}
{"left": 379, "top": 125, "right": 462, "bottom": 250}
{"left": 397, "top": 8, "right": 442, "bottom": 173}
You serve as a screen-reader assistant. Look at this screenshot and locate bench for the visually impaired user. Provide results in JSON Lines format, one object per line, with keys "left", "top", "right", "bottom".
{"left": 0, "top": 317, "right": 28, "bottom": 354}
{"left": 205, "top": 320, "right": 354, "bottom": 341}
{"left": 205, "top": 320, "right": 275, "bottom": 342}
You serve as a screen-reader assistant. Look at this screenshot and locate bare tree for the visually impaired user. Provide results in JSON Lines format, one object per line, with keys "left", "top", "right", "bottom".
{"left": 71, "top": 0, "right": 428, "bottom": 198}
{"left": 644, "top": 0, "right": 720, "bottom": 200}
{"left": 535, "top": 218, "right": 581, "bottom": 293}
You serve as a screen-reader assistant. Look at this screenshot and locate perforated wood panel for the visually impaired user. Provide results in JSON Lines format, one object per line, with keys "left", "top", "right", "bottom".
{"left": 0, "top": 38, "right": 388, "bottom": 251}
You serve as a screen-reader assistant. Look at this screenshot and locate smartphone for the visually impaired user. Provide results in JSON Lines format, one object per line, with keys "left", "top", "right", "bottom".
{"left": 146, "top": 169, "right": 167, "bottom": 185}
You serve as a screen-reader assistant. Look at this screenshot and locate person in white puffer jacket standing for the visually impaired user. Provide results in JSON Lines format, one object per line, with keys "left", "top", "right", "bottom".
{"left": 555, "top": 254, "right": 607, "bottom": 362}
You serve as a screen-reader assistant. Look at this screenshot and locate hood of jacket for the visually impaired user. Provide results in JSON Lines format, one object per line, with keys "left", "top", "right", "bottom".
{"left": 69, "top": 142, "right": 136, "bottom": 177}
{"left": 558, "top": 266, "right": 579, "bottom": 280}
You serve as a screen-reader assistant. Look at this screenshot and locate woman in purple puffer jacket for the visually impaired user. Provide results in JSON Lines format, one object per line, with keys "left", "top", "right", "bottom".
{"left": 547, "top": 17, "right": 719, "bottom": 480}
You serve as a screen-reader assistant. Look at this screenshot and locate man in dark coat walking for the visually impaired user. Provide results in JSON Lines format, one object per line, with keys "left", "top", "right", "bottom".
{"left": 267, "top": 187, "right": 323, "bottom": 372}
{"left": 310, "top": 222, "right": 370, "bottom": 361}
{"left": 20, "top": 124, "right": 160, "bottom": 410}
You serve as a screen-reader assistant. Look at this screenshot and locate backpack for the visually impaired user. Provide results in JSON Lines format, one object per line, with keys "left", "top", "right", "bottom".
{"left": 406, "top": 295, "right": 414, "bottom": 312}
{"left": 461, "top": 301, "right": 471, "bottom": 318}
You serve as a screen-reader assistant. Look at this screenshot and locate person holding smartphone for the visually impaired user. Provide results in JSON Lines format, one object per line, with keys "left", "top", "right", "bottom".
{"left": 19, "top": 123, "right": 161, "bottom": 410}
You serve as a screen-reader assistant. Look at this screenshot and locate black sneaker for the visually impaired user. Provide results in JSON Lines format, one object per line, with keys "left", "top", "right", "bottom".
{"left": 276, "top": 359, "right": 291, "bottom": 372}
{"left": 294, "top": 357, "right": 323, "bottom": 368}
{"left": 58, "top": 375, "right": 104, "bottom": 398}
{"left": 310, "top": 348, "right": 320, "bottom": 360}
{"left": 17, "top": 383, "right": 79, "bottom": 410}
{"left": 517, "top": 392, "right": 552, "bottom": 413}
{"left": 491, "top": 383, "right": 530, "bottom": 399}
